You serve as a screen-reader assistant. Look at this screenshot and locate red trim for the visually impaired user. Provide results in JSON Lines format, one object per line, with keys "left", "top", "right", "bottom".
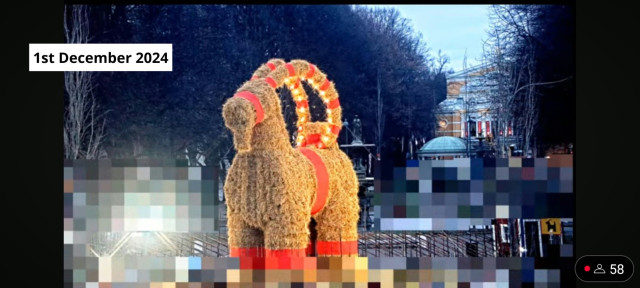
{"left": 306, "top": 241, "right": 315, "bottom": 256}
{"left": 296, "top": 100, "right": 309, "bottom": 108}
{"left": 330, "top": 125, "right": 341, "bottom": 135}
{"left": 316, "top": 241, "right": 358, "bottom": 256}
{"left": 250, "top": 75, "right": 259, "bottom": 81}
{"left": 486, "top": 121, "right": 491, "bottom": 135}
{"left": 294, "top": 78, "right": 301, "bottom": 89}
{"left": 306, "top": 64, "right": 316, "bottom": 79}
{"left": 285, "top": 63, "right": 296, "bottom": 77}
{"left": 327, "top": 98, "right": 340, "bottom": 109}
{"left": 298, "top": 148, "right": 329, "bottom": 216}
{"left": 234, "top": 91, "right": 264, "bottom": 124}
{"left": 265, "top": 248, "right": 306, "bottom": 257}
{"left": 240, "top": 257, "right": 265, "bottom": 269}
{"left": 266, "top": 62, "right": 276, "bottom": 71}
{"left": 265, "top": 77, "right": 277, "bottom": 88}
{"left": 304, "top": 133, "right": 321, "bottom": 146}
{"left": 230, "top": 247, "right": 264, "bottom": 257}
{"left": 320, "top": 79, "right": 331, "bottom": 91}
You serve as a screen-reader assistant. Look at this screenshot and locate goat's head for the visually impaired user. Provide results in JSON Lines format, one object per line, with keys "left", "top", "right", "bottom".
{"left": 223, "top": 79, "right": 281, "bottom": 152}
{"left": 222, "top": 95, "right": 257, "bottom": 152}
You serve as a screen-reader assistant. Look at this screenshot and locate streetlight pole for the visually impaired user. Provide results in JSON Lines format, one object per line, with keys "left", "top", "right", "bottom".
{"left": 466, "top": 100, "right": 471, "bottom": 158}
{"left": 463, "top": 50, "right": 470, "bottom": 158}
{"left": 343, "top": 119, "right": 349, "bottom": 145}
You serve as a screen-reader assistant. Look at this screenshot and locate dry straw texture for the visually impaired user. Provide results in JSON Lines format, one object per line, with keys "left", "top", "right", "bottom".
{"left": 222, "top": 59, "right": 359, "bottom": 256}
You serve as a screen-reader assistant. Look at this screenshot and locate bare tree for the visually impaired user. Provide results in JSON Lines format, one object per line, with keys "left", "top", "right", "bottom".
{"left": 435, "top": 49, "right": 450, "bottom": 75}
{"left": 483, "top": 5, "right": 571, "bottom": 157}
{"left": 376, "top": 67, "right": 385, "bottom": 158}
{"left": 63, "top": 5, "right": 107, "bottom": 159}
{"left": 482, "top": 25, "right": 516, "bottom": 157}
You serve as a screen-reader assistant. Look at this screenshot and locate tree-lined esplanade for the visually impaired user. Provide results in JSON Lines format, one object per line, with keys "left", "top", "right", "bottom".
{"left": 67, "top": 5, "right": 447, "bottom": 162}
{"left": 63, "top": 4, "right": 573, "bottom": 162}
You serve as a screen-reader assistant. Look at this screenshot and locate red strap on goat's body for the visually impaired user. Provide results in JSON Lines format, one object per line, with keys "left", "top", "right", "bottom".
{"left": 298, "top": 148, "right": 329, "bottom": 216}
{"left": 233, "top": 91, "right": 264, "bottom": 124}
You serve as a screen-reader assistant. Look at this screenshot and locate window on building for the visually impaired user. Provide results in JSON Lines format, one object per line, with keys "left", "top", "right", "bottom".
{"left": 469, "top": 121, "right": 476, "bottom": 137}
{"left": 500, "top": 224, "right": 510, "bottom": 243}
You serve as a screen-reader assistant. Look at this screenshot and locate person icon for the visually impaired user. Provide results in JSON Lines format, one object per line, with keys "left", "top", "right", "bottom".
{"left": 594, "top": 264, "right": 605, "bottom": 274}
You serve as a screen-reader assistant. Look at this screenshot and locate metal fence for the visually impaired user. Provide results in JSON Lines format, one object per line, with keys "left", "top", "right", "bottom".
{"left": 89, "top": 229, "right": 495, "bottom": 258}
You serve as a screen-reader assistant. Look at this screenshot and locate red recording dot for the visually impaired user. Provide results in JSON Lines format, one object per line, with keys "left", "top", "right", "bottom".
{"left": 584, "top": 265, "right": 590, "bottom": 272}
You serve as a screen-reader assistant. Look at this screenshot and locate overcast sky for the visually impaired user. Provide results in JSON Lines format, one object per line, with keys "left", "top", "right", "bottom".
{"left": 365, "top": 5, "right": 491, "bottom": 73}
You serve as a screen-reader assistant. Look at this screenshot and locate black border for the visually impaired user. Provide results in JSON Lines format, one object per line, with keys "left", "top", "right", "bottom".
{"left": 577, "top": 1, "right": 639, "bottom": 287}
{"left": 9, "top": 0, "right": 63, "bottom": 285}
{"left": 15, "top": 1, "right": 640, "bottom": 287}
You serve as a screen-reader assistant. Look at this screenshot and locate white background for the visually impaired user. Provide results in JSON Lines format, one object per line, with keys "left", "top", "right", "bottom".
{"left": 29, "top": 43, "right": 172, "bottom": 71}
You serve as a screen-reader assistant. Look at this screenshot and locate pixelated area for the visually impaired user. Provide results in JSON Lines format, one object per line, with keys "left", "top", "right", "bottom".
{"left": 374, "top": 156, "right": 573, "bottom": 230}
{"left": 64, "top": 159, "right": 220, "bottom": 233}
{"left": 64, "top": 157, "right": 574, "bottom": 286}
{"left": 64, "top": 256, "right": 571, "bottom": 286}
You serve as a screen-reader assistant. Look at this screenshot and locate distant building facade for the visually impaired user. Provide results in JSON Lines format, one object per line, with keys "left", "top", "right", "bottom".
{"left": 435, "top": 64, "right": 516, "bottom": 154}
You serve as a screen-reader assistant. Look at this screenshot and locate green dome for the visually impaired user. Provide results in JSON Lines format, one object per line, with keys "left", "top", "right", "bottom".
{"left": 418, "top": 136, "right": 467, "bottom": 156}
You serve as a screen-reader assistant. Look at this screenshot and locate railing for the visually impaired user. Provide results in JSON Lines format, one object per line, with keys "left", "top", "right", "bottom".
{"left": 90, "top": 230, "right": 495, "bottom": 257}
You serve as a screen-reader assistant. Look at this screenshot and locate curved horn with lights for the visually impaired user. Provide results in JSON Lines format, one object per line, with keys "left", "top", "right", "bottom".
{"left": 256, "top": 60, "right": 342, "bottom": 149}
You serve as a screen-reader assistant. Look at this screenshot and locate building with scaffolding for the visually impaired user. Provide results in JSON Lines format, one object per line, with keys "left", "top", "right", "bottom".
{"left": 436, "top": 64, "right": 519, "bottom": 155}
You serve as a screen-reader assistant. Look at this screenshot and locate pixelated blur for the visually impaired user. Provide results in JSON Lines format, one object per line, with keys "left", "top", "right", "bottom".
{"left": 64, "top": 156, "right": 574, "bottom": 286}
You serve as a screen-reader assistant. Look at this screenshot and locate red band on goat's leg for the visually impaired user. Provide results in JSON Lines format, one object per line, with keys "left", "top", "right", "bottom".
{"left": 306, "top": 241, "right": 315, "bottom": 256}
{"left": 316, "top": 241, "right": 358, "bottom": 256}
{"left": 265, "top": 248, "right": 307, "bottom": 257}
{"left": 230, "top": 247, "right": 264, "bottom": 257}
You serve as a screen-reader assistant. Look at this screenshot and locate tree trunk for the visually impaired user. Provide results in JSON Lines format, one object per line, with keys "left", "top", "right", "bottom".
{"left": 376, "top": 68, "right": 384, "bottom": 157}
{"left": 63, "top": 5, "right": 106, "bottom": 160}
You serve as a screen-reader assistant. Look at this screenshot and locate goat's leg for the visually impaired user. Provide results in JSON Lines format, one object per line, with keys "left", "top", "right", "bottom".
{"left": 228, "top": 209, "right": 264, "bottom": 257}
{"left": 263, "top": 204, "right": 310, "bottom": 258}
{"left": 313, "top": 189, "right": 360, "bottom": 257}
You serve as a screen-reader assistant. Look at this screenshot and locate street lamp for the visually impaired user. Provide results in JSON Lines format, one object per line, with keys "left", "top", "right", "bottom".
{"left": 466, "top": 118, "right": 472, "bottom": 157}
{"left": 343, "top": 119, "right": 349, "bottom": 145}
